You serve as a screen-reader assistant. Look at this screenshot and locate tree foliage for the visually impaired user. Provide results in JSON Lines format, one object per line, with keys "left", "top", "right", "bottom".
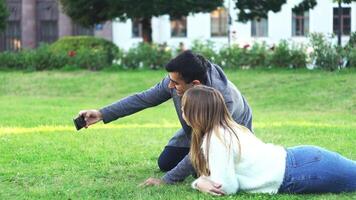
{"left": 235, "top": 0, "right": 355, "bottom": 21}
{"left": 60, "top": 0, "right": 356, "bottom": 45}
{"left": 0, "top": 0, "right": 9, "bottom": 31}
{"left": 59, "top": 0, "right": 223, "bottom": 42}
{"left": 235, "top": 0, "right": 287, "bottom": 22}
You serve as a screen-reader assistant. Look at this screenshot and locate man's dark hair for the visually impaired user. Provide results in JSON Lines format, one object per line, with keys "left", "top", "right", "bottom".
{"left": 165, "top": 50, "right": 209, "bottom": 84}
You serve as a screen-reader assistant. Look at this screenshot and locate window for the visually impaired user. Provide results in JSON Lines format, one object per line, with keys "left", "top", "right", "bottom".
{"left": 292, "top": 10, "right": 309, "bottom": 36}
{"left": 333, "top": 7, "right": 351, "bottom": 36}
{"left": 251, "top": 18, "right": 268, "bottom": 37}
{"left": 73, "top": 24, "right": 94, "bottom": 36}
{"left": 132, "top": 18, "right": 142, "bottom": 38}
{"left": 171, "top": 16, "right": 187, "bottom": 37}
{"left": 0, "top": 0, "right": 22, "bottom": 51}
{"left": 36, "top": 0, "right": 59, "bottom": 46}
{"left": 211, "top": 7, "right": 228, "bottom": 37}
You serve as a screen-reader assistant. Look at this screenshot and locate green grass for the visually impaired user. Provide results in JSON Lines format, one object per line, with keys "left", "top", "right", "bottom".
{"left": 0, "top": 69, "right": 355, "bottom": 199}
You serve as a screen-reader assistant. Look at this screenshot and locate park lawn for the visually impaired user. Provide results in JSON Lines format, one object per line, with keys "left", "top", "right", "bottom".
{"left": 0, "top": 69, "right": 355, "bottom": 200}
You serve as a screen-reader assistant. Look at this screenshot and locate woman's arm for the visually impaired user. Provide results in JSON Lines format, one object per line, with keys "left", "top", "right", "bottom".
{"left": 206, "top": 133, "right": 240, "bottom": 194}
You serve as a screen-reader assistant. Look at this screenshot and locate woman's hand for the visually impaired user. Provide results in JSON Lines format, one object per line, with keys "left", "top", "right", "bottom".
{"left": 195, "top": 176, "right": 225, "bottom": 196}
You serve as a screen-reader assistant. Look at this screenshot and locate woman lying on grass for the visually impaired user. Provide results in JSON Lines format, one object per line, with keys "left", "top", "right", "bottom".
{"left": 181, "top": 85, "right": 356, "bottom": 196}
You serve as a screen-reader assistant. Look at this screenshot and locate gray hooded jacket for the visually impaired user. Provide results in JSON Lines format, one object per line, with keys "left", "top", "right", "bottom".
{"left": 100, "top": 63, "right": 252, "bottom": 183}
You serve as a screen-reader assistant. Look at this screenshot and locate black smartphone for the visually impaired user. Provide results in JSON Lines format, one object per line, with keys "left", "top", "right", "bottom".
{"left": 73, "top": 115, "right": 86, "bottom": 131}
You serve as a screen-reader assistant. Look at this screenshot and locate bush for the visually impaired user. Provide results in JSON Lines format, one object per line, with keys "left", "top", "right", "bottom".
{"left": 122, "top": 43, "right": 172, "bottom": 69}
{"left": 309, "top": 33, "right": 340, "bottom": 71}
{"left": 0, "top": 44, "right": 67, "bottom": 70}
{"left": 217, "top": 45, "right": 248, "bottom": 69}
{"left": 0, "top": 51, "right": 22, "bottom": 69}
{"left": 346, "top": 32, "right": 356, "bottom": 49}
{"left": 190, "top": 40, "right": 220, "bottom": 64}
{"left": 270, "top": 40, "right": 291, "bottom": 68}
{"left": 347, "top": 48, "right": 356, "bottom": 68}
{"left": 289, "top": 45, "right": 307, "bottom": 68}
{"left": 27, "top": 44, "right": 69, "bottom": 70}
{"left": 344, "top": 32, "right": 356, "bottom": 68}
{"left": 50, "top": 36, "right": 120, "bottom": 69}
{"left": 248, "top": 42, "right": 271, "bottom": 68}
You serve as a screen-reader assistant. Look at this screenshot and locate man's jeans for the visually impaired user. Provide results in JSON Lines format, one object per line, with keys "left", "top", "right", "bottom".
{"left": 158, "top": 146, "right": 189, "bottom": 172}
{"left": 278, "top": 145, "right": 356, "bottom": 193}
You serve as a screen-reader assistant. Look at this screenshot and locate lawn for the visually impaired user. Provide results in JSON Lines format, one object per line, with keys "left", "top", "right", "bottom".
{"left": 0, "top": 69, "right": 355, "bottom": 199}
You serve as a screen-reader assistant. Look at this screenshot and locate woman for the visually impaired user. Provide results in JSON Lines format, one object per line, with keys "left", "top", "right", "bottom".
{"left": 181, "top": 85, "right": 356, "bottom": 196}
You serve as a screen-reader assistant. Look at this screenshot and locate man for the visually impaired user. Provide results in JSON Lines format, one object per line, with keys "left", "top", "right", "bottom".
{"left": 78, "top": 50, "right": 253, "bottom": 187}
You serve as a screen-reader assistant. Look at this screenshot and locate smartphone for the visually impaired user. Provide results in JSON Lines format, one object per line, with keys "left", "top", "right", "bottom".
{"left": 73, "top": 115, "right": 86, "bottom": 131}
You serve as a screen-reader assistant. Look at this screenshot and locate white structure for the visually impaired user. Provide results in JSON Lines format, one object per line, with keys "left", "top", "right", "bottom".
{"left": 113, "top": 0, "right": 356, "bottom": 50}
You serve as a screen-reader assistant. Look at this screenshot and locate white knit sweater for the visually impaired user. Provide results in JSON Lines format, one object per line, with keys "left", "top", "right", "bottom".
{"left": 191, "top": 126, "right": 287, "bottom": 195}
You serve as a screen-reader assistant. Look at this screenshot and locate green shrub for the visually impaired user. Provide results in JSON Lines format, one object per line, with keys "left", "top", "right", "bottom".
{"left": 50, "top": 36, "right": 120, "bottom": 69}
{"left": 0, "top": 51, "right": 22, "bottom": 69}
{"left": 248, "top": 42, "right": 271, "bottom": 68}
{"left": 344, "top": 32, "right": 356, "bottom": 68}
{"left": 289, "top": 45, "right": 307, "bottom": 68}
{"left": 346, "top": 32, "right": 356, "bottom": 49}
{"left": 309, "top": 33, "right": 340, "bottom": 71}
{"left": 217, "top": 44, "right": 248, "bottom": 69}
{"left": 347, "top": 48, "right": 356, "bottom": 68}
{"left": 122, "top": 43, "right": 172, "bottom": 69}
{"left": 66, "top": 48, "right": 109, "bottom": 70}
{"left": 270, "top": 40, "right": 291, "bottom": 68}
{"left": 0, "top": 44, "right": 67, "bottom": 70}
{"left": 190, "top": 40, "right": 220, "bottom": 64}
{"left": 27, "top": 44, "right": 69, "bottom": 70}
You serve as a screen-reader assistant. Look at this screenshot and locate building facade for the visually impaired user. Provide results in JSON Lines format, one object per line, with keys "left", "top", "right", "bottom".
{"left": 113, "top": 0, "right": 356, "bottom": 50}
{"left": 0, "top": 0, "right": 113, "bottom": 52}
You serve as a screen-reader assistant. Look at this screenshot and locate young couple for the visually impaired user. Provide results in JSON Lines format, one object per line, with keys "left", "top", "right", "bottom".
{"left": 78, "top": 50, "right": 356, "bottom": 196}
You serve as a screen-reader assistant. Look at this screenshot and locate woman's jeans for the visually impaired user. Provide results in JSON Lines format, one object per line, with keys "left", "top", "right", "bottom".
{"left": 278, "top": 145, "right": 356, "bottom": 193}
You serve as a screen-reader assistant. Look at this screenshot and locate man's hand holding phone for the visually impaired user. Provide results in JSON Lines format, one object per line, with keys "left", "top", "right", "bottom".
{"left": 74, "top": 110, "right": 103, "bottom": 130}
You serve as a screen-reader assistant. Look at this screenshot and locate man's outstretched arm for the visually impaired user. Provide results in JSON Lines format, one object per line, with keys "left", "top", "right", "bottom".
{"left": 99, "top": 77, "right": 172, "bottom": 123}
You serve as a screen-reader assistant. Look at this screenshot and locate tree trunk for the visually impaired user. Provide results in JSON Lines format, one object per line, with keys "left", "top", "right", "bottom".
{"left": 338, "top": 1, "right": 342, "bottom": 46}
{"left": 141, "top": 17, "right": 152, "bottom": 43}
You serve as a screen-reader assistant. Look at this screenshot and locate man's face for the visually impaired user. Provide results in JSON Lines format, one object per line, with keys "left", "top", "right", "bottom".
{"left": 168, "top": 72, "right": 193, "bottom": 96}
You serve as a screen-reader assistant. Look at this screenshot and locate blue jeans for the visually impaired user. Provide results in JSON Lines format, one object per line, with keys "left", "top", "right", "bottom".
{"left": 157, "top": 146, "right": 189, "bottom": 172}
{"left": 278, "top": 145, "right": 356, "bottom": 193}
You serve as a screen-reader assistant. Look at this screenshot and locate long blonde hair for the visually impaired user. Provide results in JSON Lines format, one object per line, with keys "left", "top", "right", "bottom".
{"left": 182, "top": 85, "right": 245, "bottom": 176}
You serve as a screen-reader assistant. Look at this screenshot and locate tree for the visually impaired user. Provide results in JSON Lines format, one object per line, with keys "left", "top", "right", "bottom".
{"left": 235, "top": 0, "right": 287, "bottom": 22}
{"left": 60, "top": 0, "right": 223, "bottom": 43}
{"left": 0, "top": 0, "right": 9, "bottom": 31}
{"left": 235, "top": 0, "right": 356, "bottom": 46}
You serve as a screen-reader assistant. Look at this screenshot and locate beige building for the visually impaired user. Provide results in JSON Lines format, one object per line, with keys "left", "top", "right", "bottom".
{"left": 0, "top": 0, "right": 113, "bottom": 52}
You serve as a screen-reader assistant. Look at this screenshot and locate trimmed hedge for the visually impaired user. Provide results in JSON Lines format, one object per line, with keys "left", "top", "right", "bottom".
{"left": 0, "top": 36, "right": 120, "bottom": 70}
{"left": 1, "top": 33, "right": 356, "bottom": 71}
{"left": 50, "top": 36, "right": 120, "bottom": 70}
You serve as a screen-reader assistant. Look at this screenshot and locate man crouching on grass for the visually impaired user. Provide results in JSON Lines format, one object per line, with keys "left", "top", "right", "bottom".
{"left": 77, "top": 50, "right": 253, "bottom": 191}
